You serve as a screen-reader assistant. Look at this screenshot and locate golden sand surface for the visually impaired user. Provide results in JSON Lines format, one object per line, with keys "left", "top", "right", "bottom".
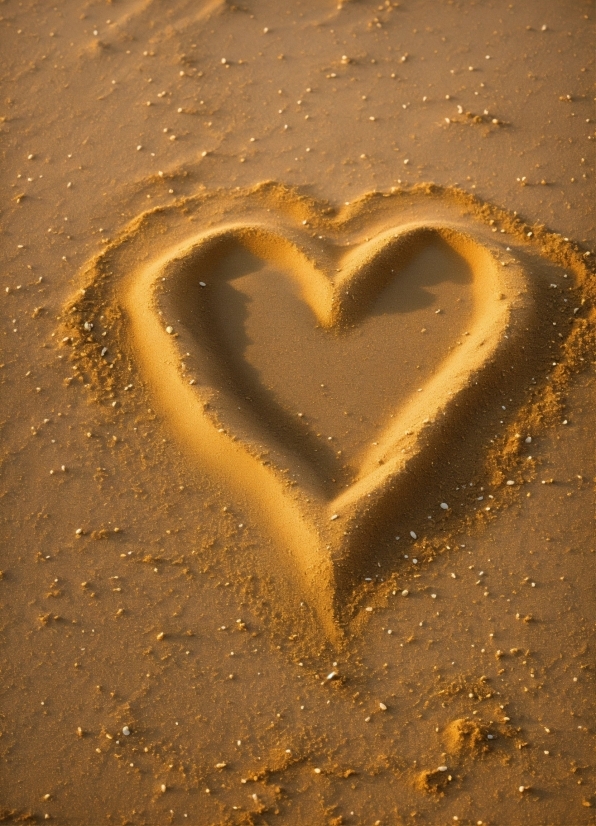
{"left": 1, "top": 2, "right": 594, "bottom": 824}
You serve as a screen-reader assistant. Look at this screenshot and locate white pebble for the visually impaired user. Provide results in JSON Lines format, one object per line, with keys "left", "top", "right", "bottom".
{"left": 401, "top": 589, "right": 409, "bottom": 597}
{"left": 379, "top": 702, "right": 387, "bottom": 711}
{"left": 410, "top": 531, "right": 417, "bottom": 539}
{"left": 122, "top": 726, "right": 131, "bottom": 736}
{"left": 440, "top": 502, "right": 449, "bottom": 510}
{"left": 506, "top": 480, "right": 515, "bottom": 485}
{"left": 165, "top": 326, "right": 174, "bottom": 334}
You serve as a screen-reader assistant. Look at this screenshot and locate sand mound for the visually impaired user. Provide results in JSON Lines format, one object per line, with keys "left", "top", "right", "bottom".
{"left": 414, "top": 767, "right": 451, "bottom": 795}
{"left": 61, "top": 182, "right": 593, "bottom": 635}
{"left": 442, "top": 717, "right": 489, "bottom": 757}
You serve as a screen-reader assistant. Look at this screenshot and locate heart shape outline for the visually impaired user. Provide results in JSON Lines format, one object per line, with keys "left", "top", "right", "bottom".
{"left": 123, "top": 214, "right": 535, "bottom": 634}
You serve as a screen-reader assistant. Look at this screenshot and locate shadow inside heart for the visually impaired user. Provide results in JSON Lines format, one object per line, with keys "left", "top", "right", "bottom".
{"left": 167, "top": 234, "right": 475, "bottom": 493}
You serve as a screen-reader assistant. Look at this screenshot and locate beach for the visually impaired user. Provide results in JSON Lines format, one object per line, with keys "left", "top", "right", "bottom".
{"left": 0, "top": 2, "right": 594, "bottom": 823}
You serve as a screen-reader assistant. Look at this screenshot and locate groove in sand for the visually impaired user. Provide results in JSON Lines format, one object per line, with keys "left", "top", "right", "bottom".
{"left": 123, "top": 209, "right": 535, "bottom": 634}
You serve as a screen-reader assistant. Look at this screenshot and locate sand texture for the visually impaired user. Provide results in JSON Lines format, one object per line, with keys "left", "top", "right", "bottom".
{"left": 1, "top": 2, "right": 595, "bottom": 825}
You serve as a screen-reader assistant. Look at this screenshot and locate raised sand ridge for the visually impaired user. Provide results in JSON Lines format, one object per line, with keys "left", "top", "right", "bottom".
{"left": 63, "top": 183, "right": 592, "bottom": 637}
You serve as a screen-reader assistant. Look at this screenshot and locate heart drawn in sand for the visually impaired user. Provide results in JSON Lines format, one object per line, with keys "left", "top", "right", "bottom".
{"left": 123, "top": 207, "right": 535, "bottom": 632}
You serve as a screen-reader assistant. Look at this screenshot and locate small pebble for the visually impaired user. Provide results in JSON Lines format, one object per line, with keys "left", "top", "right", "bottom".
{"left": 122, "top": 726, "right": 131, "bottom": 736}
